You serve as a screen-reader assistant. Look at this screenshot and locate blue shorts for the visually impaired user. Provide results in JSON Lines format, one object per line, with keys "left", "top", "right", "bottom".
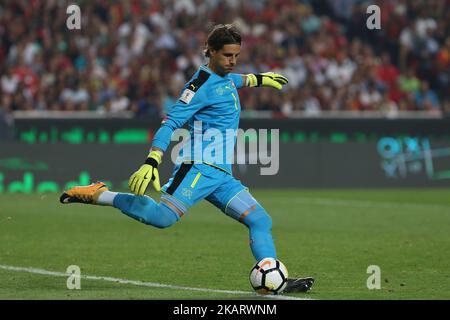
{"left": 160, "top": 162, "right": 247, "bottom": 218}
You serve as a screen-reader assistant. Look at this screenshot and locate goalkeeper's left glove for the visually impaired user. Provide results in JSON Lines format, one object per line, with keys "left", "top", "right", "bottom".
{"left": 128, "top": 150, "right": 162, "bottom": 195}
{"left": 245, "top": 72, "right": 289, "bottom": 90}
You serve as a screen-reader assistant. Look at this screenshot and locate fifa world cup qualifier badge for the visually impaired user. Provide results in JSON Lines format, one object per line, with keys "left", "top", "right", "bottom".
{"left": 180, "top": 89, "right": 195, "bottom": 104}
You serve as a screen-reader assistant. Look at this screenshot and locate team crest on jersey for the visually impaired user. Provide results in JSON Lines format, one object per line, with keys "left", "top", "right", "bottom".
{"left": 181, "top": 187, "right": 193, "bottom": 200}
{"left": 216, "top": 87, "right": 224, "bottom": 95}
{"left": 179, "top": 89, "right": 195, "bottom": 104}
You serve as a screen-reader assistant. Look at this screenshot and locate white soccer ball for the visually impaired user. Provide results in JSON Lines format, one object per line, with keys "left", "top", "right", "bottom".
{"left": 249, "top": 257, "right": 288, "bottom": 295}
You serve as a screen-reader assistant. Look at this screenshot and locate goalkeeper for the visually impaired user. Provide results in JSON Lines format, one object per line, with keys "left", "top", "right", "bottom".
{"left": 60, "top": 24, "right": 313, "bottom": 294}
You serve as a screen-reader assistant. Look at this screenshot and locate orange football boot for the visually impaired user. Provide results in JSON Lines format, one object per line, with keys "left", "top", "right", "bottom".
{"left": 60, "top": 181, "right": 108, "bottom": 204}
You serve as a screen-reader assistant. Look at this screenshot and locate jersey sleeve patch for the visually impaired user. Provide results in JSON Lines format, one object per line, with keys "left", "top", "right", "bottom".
{"left": 179, "top": 88, "right": 195, "bottom": 104}
{"left": 179, "top": 69, "right": 211, "bottom": 104}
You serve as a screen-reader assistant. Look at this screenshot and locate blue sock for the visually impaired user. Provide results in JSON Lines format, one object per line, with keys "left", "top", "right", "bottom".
{"left": 113, "top": 193, "right": 179, "bottom": 229}
{"left": 242, "top": 205, "right": 277, "bottom": 261}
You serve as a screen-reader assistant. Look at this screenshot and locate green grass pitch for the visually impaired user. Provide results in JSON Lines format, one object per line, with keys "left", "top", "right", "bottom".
{"left": 0, "top": 189, "right": 449, "bottom": 300}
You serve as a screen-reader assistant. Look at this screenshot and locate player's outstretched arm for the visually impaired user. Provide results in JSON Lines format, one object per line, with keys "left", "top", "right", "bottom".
{"left": 128, "top": 148, "right": 163, "bottom": 195}
{"left": 128, "top": 70, "right": 209, "bottom": 196}
{"left": 244, "top": 72, "right": 289, "bottom": 90}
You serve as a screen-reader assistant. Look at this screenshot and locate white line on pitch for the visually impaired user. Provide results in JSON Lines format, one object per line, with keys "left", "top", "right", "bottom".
{"left": 0, "top": 264, "right": 311, "bottom": 301}
{"left": 272, "top": 197, "right": 450, "bottom": 212}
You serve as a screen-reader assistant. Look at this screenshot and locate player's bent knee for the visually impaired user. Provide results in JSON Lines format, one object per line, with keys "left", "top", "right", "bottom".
{"left": 244, "top": 205, "right": 272, "bottom": 232}
{"left": 226, "top": 190, "right": 258, "bottom": 221}
{"left": 143, "top": 202, "right": 180, "bottom": 229}
{"left": 119, "top": 195, "right": 181, "bottom": 229}
{"left": 225, "top": 190, "right": 273, "bottom": 231}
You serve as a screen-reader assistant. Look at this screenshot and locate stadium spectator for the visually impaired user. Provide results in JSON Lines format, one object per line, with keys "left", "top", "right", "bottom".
{"left": 0, "top": 102, "right": 14, "bottom": 140}
{"left": 0, "top": 0, "right": 448, "bottom": 117}
{"left": 415, "top": 81, "right": 440, "bottom": 111}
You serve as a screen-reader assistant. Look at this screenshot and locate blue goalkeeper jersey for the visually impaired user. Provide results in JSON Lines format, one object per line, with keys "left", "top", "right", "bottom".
{"left": 152, "top": 65, "right": 244, "bottom": 174}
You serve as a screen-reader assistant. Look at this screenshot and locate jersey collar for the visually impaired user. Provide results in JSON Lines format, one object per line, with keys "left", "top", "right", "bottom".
{"left": 200, "top": 64, "right": 230, "bottom": 79}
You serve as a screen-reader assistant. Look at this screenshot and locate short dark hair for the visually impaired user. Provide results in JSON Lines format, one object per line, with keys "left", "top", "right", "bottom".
{"left": 204, "top": 24, "right": 241, "bottom": 58}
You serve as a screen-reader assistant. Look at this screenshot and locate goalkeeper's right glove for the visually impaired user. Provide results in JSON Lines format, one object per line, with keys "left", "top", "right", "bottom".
{"left": 245, "top": 72, "right": 289, "bottom": 90}
{"left": 128, "top": 150, "right": 162, "bottom": 195}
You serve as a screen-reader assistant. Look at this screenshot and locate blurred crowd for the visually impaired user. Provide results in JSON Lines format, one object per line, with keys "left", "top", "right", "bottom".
{"left": 0, "top": 0, "right": 449, "bottom": 119}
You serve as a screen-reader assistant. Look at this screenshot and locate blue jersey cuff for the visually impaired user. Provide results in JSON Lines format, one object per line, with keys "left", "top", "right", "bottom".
{"left": 152, "top": 125, "right": 174, "bottom": 152}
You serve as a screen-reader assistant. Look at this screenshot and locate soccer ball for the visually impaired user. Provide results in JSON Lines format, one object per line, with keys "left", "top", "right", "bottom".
{"left": 249, "top": 257, "right": 288, "bottom": 295}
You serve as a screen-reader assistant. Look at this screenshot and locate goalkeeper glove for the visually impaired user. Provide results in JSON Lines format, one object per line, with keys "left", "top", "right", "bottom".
{"left": 246, "top": 72, "right": 289, "bottom": 90}
{"left": 128, "top": 150, "right": 162, "bottom": 195}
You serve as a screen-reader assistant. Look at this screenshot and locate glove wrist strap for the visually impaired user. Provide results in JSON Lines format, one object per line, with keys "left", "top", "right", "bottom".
{"left": 246, "top": 74, "right": 263, "bottom": 87}
{"left": 146, "top": 150, "right": 162, "bottom": 166}
{"left": 145, "top": 157, "right": 159, "bottom": 167}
